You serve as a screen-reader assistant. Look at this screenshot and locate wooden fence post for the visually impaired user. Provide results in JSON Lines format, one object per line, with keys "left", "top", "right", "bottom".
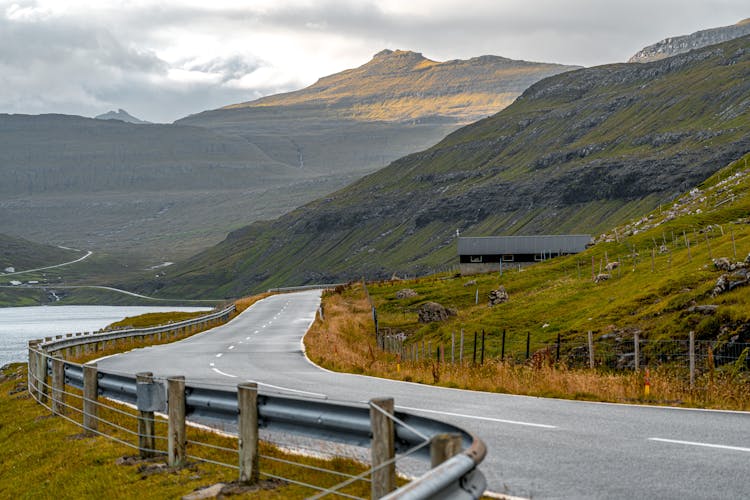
{"left": 689, "top": 331, "right": 695, "bottom": 388}
{"left": 168, "top": 376, "right": 186, "bottom": 467}
{"left": 36, "top": 349, "right": 48, "bottom": 404}
{"left": 501, "top": 329, "right": 506, "bottom": 361}
{"left": 526, "top": 332, "right": 530, "bottom": 360}
{"left": 83, "top": 363, "right": 98, "bottom": 435}
{"left": 459, "top": 329, "right": 464, "bottom": 365}
{"left": 588, "top": 331, "right": 595, "bottom": 369}
{"left": 136, "top": 372, "right": 156, "bottom": 458}
{"left": 238, "top": 382, "right": 259, "bottom": 484}
{"left": 430, "top": 433, "right": 463, "bottom": 468}
{"left": 481, "top": 330, "right": 486, "bottom": 365}
{"left": 370, "top": 397, "right": 395, "bottom": 499}
{"left": 472, "top": 332, "right": 477, "bottom": 365}
{"left": 451, "top": 331, "right": 455, "bottom": 364}
{"left": 634, "top": 332, "right": 640, "bottom": 371}
{"left": 51, "top": 357, "right": 65, "bottom": 415}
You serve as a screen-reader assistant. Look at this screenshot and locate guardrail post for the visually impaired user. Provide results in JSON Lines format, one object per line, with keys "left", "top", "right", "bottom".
{"left": 36, "top": 348, "right": 48, "bottom": 404}
{"left": 238, "top": 382, "right": 259, "bottom": 484}
{"left": 27, "top": 341, "right": 38, "bottom": 398}
{"left": 689, "top": 330, "right": 695, "bottom": 388}
{"left": 168, "top": 376, "right": 186, "bottom": 467}
{"left": 370, "top": 397, "right": 395, "bottom": 499}
{"left": 83, "top": 363, "right": 98, "bottom": 435}
{"left": 136, "top": 372, "right": 156, "bottom": 458}
{"left": 588, "top": 331, "right": 595, "bottom": 369}
{"left": 51, "top": 357, "right": 65, "bottom": 415}
{"left": 430, "top": 433, "right": 463, "bottom": 467}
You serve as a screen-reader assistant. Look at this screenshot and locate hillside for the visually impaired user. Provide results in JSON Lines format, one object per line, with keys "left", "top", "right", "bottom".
{"left": 1, "top": 51, "right": 574, "bottom": 263}
{"left": 629, "top": 18, "right": 750, "bottom": 63}
{"left": 0, "top": 233, "right": 82, "bottom": 272}
{"left": 147, "top": 35, "right": 750, "bottom": 299}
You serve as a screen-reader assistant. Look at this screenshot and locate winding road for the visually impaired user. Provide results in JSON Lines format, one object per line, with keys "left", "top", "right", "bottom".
{"left": 97, "top": 290, "right": 750, "bottom": 499}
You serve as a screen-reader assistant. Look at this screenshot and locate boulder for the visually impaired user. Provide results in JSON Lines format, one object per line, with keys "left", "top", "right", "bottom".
{"left": 417, "top": 302, "right": 454, "bottom": 323}
{"left": 713, "top": 257, "right": 734, "bottom": 271}
{"left": 396, "top": 288, "right": 418, "bottom": 299}
{"left": 594, "top": 273, "right": 611, "bottom": 283}
{"left": 488, "top": 286, "right": 509, "bottom": 306}
{"left": 604, "top": 261, "right": 619, "bottom": 271}
{"left": 463, "top": 279, "right": 477, "bottom": 287}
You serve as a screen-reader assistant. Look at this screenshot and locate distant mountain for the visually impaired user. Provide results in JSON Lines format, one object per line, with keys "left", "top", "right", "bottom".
{"left": 629, "top": 18, "right": 750, "bottom": 63}
{"left": 148, "top": 35, "right": 750, "bottom": 299}
{"left": 1, "top": 50, "right": 576, "bottom": 262}
{"left": 95, "top": 109, "right": 150, "bottom": 124}
{"left": 178, "top": 50, "right": 578, "bottom": 178}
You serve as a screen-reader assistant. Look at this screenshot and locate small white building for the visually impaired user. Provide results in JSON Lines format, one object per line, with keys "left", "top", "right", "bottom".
{"left": 10, "top": 280, "right": 22, "bottom": 286}
{"left": 4, "top": 267, "right": 15, "bottom": 273}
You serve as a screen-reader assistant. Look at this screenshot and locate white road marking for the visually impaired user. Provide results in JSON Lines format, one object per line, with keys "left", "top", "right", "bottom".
{"left": 209, "top": 362, "right": 215, "bottom": 367}
{"left": 397, "top": 405, "right": 557, "bottom": 429}
{"left": 212, "top": 367, "right": 238, "bottom": 378}
{"left": 259, "top": 382, "right": 327, "bottom": 399}
{"left": 648, "top": 437, "right": 750, "bottom": 453}
{"left": 228, "top": 345, "right": 235, "bottom": 350}
{"left": 215, "top": 353, "right": 223, "bottom": 358}
{"left": 254, "top": 330, "right": 259, "bottom": 334}
{"left": 246, "top": 336, "right": 251, "bottom": 340}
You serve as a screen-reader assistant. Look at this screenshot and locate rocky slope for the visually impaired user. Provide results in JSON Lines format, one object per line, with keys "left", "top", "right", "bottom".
{"left": 147, "top": 35, "right": 750, "bottom": 299}
{"left": 629, "top": 18, "right": 750, "bottom": 63}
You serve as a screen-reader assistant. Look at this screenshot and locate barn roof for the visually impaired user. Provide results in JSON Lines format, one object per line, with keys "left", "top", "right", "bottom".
{"left": 458, "top": 235, "right": 591, "bottom": 255}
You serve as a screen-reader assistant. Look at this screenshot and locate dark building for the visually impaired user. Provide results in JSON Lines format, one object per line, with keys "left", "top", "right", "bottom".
{"left": 458, "top": 235, "right": 591, "bottom": 273}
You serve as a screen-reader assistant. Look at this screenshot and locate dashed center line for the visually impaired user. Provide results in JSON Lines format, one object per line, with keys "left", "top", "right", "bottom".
{"left": 397, "top": 405, "right": 557, "bottom": 429}
{"left": 212, "top": 367, "right": 237, "bottom": 378}
{"left": 228, "top": 345, "right": 235, "bottom": 350}
{"left": 215, "top": 353, "right": 223, "bottom": 358}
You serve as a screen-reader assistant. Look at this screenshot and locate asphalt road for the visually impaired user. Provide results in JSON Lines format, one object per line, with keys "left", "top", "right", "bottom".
{"left": 97, "top": 290, "right": 750, "bottom": 499}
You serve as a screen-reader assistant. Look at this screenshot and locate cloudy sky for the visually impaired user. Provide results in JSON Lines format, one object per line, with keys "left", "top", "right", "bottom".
{"left": 1, "top": 0, "right": 747, "bottom": 123}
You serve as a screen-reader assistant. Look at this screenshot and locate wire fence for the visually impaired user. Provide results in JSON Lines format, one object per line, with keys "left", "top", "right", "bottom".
{"left": 25, "top": 347, "right": 449, "bottom": 499}
{"left": 378, "top": 329, "right": 750, "bottom": 380}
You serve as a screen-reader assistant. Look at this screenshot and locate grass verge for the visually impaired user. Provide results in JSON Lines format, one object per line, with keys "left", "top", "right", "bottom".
{"left": 304, "top": 284, "right": 750, "bottom": 410}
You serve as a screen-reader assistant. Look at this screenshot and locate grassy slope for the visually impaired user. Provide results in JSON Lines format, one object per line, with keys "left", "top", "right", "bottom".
{"left": 0, "top": 233, "right": 82, "bottom": 271}
{"left": 366, "top": 152, "right": 750, "bottom": 352}
{"left": 152, "top": 35, "right": 750, "bottom": 299}
{"left": 304, "top": 153, "right": 750, "bottom": 408}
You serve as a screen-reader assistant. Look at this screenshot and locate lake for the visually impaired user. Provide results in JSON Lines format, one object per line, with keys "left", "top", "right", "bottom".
{"left": 0, "top": 305, "right": 212, "bottom": 366}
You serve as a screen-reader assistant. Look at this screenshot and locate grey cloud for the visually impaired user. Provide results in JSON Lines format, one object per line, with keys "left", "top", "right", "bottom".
{"left": 186, "top": 55, "right": 264, "bottom": 83}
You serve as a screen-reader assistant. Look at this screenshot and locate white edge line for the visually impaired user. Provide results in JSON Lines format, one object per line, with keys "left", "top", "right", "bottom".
{"left": 258, "top": 381, "right": 327, "bottom": 399}
{"left": 397, "top": 405, "right": 557, "bottom": 429}
{"left": 648, "top": 437, "right": 750, "bottom": 453}
{"left": 211, "top": 367, "right": 238, "bottom": 378}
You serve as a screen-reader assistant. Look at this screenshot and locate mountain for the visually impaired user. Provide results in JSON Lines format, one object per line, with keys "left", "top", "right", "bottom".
{"left": 1, "top": 51, "right": 575, "bottom": 263}
{"left": 629, "top": 18, "right": 750, "bottom": 63}
{"left": 95, "top": 109, "right": 150, "bottom": 124}
{"left": 147, "top": 35, "right": 750, "bottom": 299}
{"left": 177, "top": 50, "right": 578, "bottom": 178}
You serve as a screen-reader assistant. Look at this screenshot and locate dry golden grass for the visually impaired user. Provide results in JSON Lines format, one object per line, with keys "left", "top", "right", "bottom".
{"left": 305, "top": 284, "right": 750, "bottom": 410}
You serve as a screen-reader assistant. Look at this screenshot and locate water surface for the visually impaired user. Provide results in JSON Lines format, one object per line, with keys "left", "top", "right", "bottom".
{"left": 0, "top": 305, "right": 211, "bottom": 366}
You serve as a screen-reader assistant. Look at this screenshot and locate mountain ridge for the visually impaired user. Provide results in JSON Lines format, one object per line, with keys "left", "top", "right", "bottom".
{"left": 146, "top": 35, "right": 750, "bottom": 299}
{"left": 629, "top": 18, "right": 750, "bottom": 63}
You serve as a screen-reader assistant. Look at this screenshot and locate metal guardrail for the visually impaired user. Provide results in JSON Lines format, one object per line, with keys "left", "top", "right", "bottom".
{"left": 38, "top": 304, "right": 235, "bottom": 354}
{"left": 32, "top": 351, "right": 486, "bottom": 498}
{"left": 28, "top": 297, "right": 486, "bottom": 498}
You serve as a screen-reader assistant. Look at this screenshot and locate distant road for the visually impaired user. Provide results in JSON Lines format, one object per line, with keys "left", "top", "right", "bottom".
{"left": 98, "top": 290, "right": 750, "bottom": 499}
{"left": 0, "top": 284, "right": 222, "bottom": 304}
{"left": 2, "top": 250, "right": 93, "bottom": 276}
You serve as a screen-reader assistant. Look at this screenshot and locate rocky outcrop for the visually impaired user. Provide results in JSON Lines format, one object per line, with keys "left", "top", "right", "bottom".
{"left": 417, "top": 302, "right": 456, "bottom": 323}
{"left": 488, "top": 287, "right": 509, "bottom": 306}
{"left": 396, "top": 288, "right": 418, "bottom": 299}
{"left": 712, "top": 269, "right": 750, "bottom": 296}
{"left": 629, "top": 19, "right": 750, "bottom": 63}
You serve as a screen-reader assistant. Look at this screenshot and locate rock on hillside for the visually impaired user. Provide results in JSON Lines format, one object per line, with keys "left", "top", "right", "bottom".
{"left": 629, "top": 18, "right": 750, "bottom": 63}
{"left": 147, "top": 35, "right": 750, "bottom": 299}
